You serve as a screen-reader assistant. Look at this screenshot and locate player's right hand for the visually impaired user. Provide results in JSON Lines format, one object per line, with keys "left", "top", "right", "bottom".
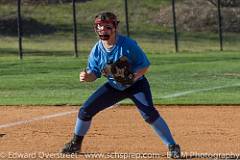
{"left": 79, "top": 70, "right": 97, "bottom": 82}
{"left": 79, "top": 70, "right": 88, "bottom": 82}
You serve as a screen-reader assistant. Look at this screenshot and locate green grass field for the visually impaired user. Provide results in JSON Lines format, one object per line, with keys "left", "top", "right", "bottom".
{"left": 0, "top": 52, "right": 240, "bottom": 105}
{"left": 0, "top": 0, "right": 240, "bottom": 105}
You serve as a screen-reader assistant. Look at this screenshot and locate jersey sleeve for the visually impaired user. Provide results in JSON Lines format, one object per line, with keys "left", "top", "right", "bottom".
{"left": 129, "top": 40, "right": 150, "bottom": 72}
{"left": 86, "top": 45, "right": 102, "bottom": 78}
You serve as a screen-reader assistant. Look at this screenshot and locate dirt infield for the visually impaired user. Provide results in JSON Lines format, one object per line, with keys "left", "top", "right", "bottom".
{"left": 0, "top": 106, "right": 240, "bottom": 160}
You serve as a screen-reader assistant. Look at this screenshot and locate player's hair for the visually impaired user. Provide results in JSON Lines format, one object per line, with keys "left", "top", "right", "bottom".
{"left": 95, "top": 12, "right": 119, "bottom": 27}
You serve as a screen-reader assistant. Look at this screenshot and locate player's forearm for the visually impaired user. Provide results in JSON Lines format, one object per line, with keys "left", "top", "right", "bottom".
{"left": 134, "top": 67, "right": 149, "bottom": 81}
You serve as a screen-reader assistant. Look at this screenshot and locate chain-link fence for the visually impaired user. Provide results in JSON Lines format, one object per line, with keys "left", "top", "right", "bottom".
{"left": 0, "top": 0, "right": 239, "bottom": 58}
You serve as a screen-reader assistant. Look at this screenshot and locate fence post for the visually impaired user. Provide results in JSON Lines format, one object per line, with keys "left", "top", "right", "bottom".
{"left": 124, "top": 0, "right": 130, "bottom": 37}
{"left": 217, "top": 0, "right": 223, "bottom": 51}
{"left": 72, "top": 0, "right": 78, "bottom": 57}
{"left": 171, "top": 0, "right": 179, "bottom": 53}
{"left": 17, "top": 0, "right": 23, "bottom": 59}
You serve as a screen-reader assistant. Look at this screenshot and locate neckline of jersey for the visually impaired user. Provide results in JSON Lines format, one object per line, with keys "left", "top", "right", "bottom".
{"left": 100, "top": 34, "right": 120, "bottom": 54}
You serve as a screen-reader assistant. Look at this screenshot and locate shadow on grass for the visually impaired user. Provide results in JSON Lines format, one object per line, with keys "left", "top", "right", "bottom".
{"left": 131, "top": 27, "right": 240, "bottom": 43}
{"left": 0, "top": 48, "right": 90, "bottom": 56}
{"left": 131, "top": 29, "right": 173, "bottom": 41}
{"left": 0, "top": 16, "right": 57, "bottom": 37}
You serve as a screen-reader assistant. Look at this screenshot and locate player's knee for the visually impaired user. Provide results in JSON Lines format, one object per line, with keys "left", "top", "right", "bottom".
{"left": 144, "top": 110, "right": 160, "bottom": 124}
{"left": 78, "top": 107, "right": 93, "bottom": 121}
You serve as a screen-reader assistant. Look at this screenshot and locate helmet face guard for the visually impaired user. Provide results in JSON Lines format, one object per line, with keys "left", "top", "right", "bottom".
{"left": 94, "top": 12, "right": 119, "bottom": 40}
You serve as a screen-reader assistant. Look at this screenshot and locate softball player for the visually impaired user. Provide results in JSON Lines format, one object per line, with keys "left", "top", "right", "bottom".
{"left": 61, "top": 12, "right": 181, "bottom": 159}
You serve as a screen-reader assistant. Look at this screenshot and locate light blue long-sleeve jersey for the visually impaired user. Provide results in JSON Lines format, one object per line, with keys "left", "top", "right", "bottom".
{"left": 87, "top": 34, "right": 150, "bottom": 91}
